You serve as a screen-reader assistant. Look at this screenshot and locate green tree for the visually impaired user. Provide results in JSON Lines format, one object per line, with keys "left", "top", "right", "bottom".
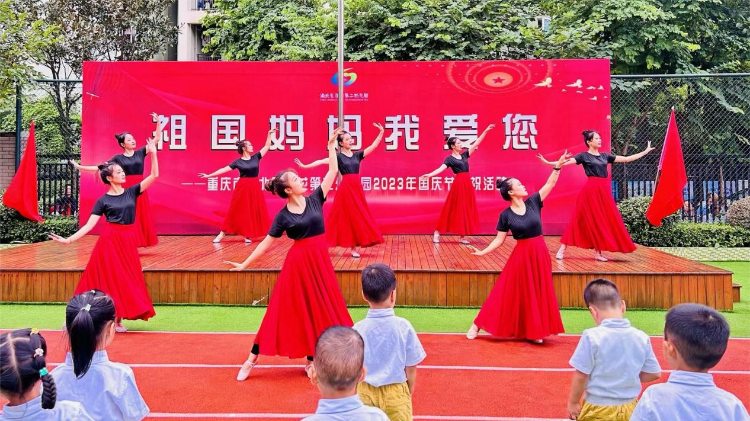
{"left": 0, "top": 0, "right": 59, "bottom": 98}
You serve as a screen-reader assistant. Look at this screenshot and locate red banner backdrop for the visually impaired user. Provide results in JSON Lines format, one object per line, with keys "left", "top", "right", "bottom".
{"left": 81, "top": 60, "right": 611, "bottom": 235}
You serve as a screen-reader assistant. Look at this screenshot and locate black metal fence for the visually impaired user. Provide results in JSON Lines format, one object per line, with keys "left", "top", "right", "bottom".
{"left": 11, "top": 74, "right": 750, "bottom": 221}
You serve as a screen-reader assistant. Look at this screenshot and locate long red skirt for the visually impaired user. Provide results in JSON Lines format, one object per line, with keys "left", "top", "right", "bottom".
{"left": 75, "top": 223, "right": 155, "bottom": 321}
{"left": 254, "top": 235, "right": 353, "bottom": 358}
{"left": 436, "top": 172, "right": 479, "bottom": 236}
{"left": 123, "top": 175, "right": 158, "bottom": 247}
{"left": 325, "top": 174, "right": 384, "bottom": 248}
{"left": 221, "top": 177, "right": 271, "bottom": 239}
{"left": 474, "top": 236, "right": 564, "bottom": 340}
{"left": 561, "top": 177, "right": 636, "bottom": 253}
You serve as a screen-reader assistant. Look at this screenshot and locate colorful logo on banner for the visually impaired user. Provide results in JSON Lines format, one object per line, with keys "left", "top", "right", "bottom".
{"left": 331, "top": 68, "right": 357, "bottom": 86}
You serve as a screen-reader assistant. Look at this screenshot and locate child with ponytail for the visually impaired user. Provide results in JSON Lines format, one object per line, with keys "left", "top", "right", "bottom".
{"left": 51, "top": 290, "right": 149, "bottom": 421}
{"left": 1, "top": 328, "right": 93, "bottom": 420}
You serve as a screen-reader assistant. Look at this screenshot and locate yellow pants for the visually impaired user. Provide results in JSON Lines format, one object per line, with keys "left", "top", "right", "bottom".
{"left": 578, "top": 399, "right": 638, "bottom": 421}
{"left": 357, "top": 381, "right": 412, "bottom": 421}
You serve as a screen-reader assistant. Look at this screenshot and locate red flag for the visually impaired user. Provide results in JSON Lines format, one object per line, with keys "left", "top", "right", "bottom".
{"left": 3, "top": 121, "right": 44, "bottom": 222}
{"left": 646, "top": 110, "right": 687, "bottom": 226}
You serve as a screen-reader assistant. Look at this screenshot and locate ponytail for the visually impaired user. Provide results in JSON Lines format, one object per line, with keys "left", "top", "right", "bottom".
{"left": 65, "top": 290, "right": 117, "bottom": 378}
{"left": 264, "top": 170, "right": 295, "bottom": 199}
{"left": 445, "top": 136, "right": 460, "bottom": 149}
{"left": 114, "top": 132, "right": 130, "bottom": 148}
{"left": 97, "top": 162, "right": 116, "bottom": 185}
{"left": 236, "top": 139, "right": 247, "bottom": 155}
{"left": 0, "top": 328, "right": 57, "bottom": 409}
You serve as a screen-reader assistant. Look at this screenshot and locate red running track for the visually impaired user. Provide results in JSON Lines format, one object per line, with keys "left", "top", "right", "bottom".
{"left": 2, "top": 331, "right": 749, "bottom": 420}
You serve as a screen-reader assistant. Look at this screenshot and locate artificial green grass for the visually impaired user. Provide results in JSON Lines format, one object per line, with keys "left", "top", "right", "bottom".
{"left": 2, "top": 261, "right": 747, "bottom": 337}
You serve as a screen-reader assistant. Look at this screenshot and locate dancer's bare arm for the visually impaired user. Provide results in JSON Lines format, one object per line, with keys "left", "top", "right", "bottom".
{"left": 224, "top": 235, "right": 277, "bottom": 271}
{"left": 538, "top": 151, "right": 571, "bottom": 201}
{"left": 49, "top": 214, "right": 102, "bottom": 244}
{"left": 615, "top": 141, "right": 655, "bottom": 163}
{"left": 468, "top": 124, "right": 495, "bottom": 156}
{"left": 320, "top": 128, "right": 344, "bottom": 197}
{"left": 363, "top": 123, "right": 385, "bottom": 157}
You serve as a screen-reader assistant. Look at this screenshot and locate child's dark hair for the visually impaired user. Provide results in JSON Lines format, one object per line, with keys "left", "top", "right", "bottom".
{"left": 445, "top": 136, "right": 461, "bottom": 149}
{"left": 264, "top": 169, "right": 297, "bottom": 199}
{"left": 664, "top": 303, "right": 729, "bottom": 370}
{"left": 0, "top": 329, "right": 57, "bottom": 409}
{"left": 236, "top": 139, "right": 247, "bottom": 155}
{"left": 97, "top": 162, "right": 117, "bottom": 185}
{"left": 65, "top": 290, "right": 117, "bottom": 378}
{"left": 114, "top": 132, "right": 130, "bottom": 149}
{"left": 361, "top": 263, "right": 397, "bottom": 303}
{"left": 583, "top": 278, "right": 622, "bottom": 309}
{"left": 314, "top": 326, "right": 364, "bottom": 391}
{"left": 496, "top": 177, "right": 514, "bottom": 201}
{"left": 582, "top": 130, "right": 598, "bottom": 147}
{"left": 336, "top": 131, "right": 350, "bottom": 147}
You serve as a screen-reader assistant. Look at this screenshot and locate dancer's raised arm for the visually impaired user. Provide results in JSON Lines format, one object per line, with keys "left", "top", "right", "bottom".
{"left": 468, "top": 124, "right": 495, "bottom": 156}
{"left": 538, "top": 151, "right": 571, "bottom": 201}
{"left": 614, "top": 141, "right": 655, "bottom": 163}
{"left": 139, "top": 137, "right": 160, "bottom": 192}
{"left": 259, "top": 129, "right": 277, "bottom": 157}
{"left": 320, "top": 128, "right": 343, "bottom": 197}
{"left": 294, "top": 157, "right": 330, "bottom": 169}
{"left": 363, "top": 123, "right": 385, "bottom": 157}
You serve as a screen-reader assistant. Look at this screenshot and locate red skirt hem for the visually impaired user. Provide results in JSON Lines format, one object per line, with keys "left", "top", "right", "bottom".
{"left": 254, "top": 235, "right": 353, "bottom": 358}
{"left": 436, "top": 172, "right": 479, "bottom": 236}
{"left": 124, "top": 175, "right": 158, "bottom": 248}
{"left": 220, "top": 177, "right": 271, "bottom": 238}
{"left": 474, "top": 236, "right": 564, "bottom": 340}
{"left": 561, "top": 177, "right": 636, "bottom": 253}
{"left": 325, "top": 174, "right": 384, "bottom": 248}
{"left": 75, "top": 223, "right": 155, "bottom": 321}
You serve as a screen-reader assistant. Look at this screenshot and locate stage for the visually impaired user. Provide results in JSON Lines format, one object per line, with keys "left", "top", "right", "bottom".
{"left": 0, "top": 235, "right": 735, "bottom": 310}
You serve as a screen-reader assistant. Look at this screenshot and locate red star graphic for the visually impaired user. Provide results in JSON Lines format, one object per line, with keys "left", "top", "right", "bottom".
{"left": 492, "top": 76, "right": 505, "bottom": 84}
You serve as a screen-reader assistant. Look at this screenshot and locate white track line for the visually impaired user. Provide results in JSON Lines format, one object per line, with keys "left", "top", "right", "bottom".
{"left": 148, "top": 413, "right": 567, "bottom": 420}
{"left": 17, "top": 329, "right": 750, "bottom": 340}
{"left": 42, "top": 362, "right": 750, "bottom": 375}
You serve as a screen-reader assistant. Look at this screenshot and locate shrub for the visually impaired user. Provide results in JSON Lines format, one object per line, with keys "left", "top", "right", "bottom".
{"left": 727, "top": 197, "right": 750, "bottom": 230}
{"left": 0, "top": 193, "right": 78, "bottom": 243}
{"left": 617, "top": 195, "right": 750, "bottom": 247}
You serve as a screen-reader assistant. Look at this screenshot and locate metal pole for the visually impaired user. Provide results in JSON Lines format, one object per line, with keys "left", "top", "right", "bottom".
{"left": 15, "top": 85, "right": 22, "bottom": 170}
{"left": 337, "top": 0, "right": 344, "bottom": 128}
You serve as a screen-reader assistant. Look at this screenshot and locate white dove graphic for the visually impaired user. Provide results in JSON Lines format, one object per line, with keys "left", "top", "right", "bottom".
{"left": 534, "top": 77, "right": 553, "bottom": 87}
{"left": 567, "top": 79, "right": 583, "bottom": 88}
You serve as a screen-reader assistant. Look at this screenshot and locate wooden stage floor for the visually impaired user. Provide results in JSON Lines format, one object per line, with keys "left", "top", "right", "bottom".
{"left": 0, "top": 235, "right": 734, "bottom": 310}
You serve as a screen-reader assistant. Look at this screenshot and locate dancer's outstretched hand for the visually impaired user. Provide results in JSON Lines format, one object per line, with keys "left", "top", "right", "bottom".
{"left": 198, "top": 173, "right": 210, "bottom": 178}
{"left": 556, "top": 150, "right": 572, "bottom": 167}
{"left": 484, "top": 123, "right": 496, "bottom": 132}
{"left": 223, "top": 260, "right": 246, "bottom": 271}
{"left": 49, "top": 233, "right": 71, "bottom": 244}
{"left": 469, "top": 245, "right": 483, "bottom": 256}
{"left": 644, "top": 141, "right": 655, "bottom": 153}
{"left": 536, "top": 154, "right": 554, "bottom": 165}
{"left": 373, "top": 122, "right": 384, "bottom": 131}
{"left": 294, "top": 158, "right": 306, "bottom": 168}
{"left": 146, "top": 137, "right": 157, "bottom": 154}
{"left": 329, "top": 127, "right": 345, "bottom": 146}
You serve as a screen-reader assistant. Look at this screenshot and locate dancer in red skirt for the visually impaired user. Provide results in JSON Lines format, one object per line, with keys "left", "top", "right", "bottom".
{"left": 295, "top": 123, "right": 385, "bottom": 258}
{"left": 50, "top": 136, "right": 160, "bottom": 333}
{"left": 224, "top": 128, "right": 353, "bottom": 381}
{"left": 198, "top": 129, "right": 276, "bottom": 243}
{"left": 466, "top": 151, "right": 571, "bottom": 344}
{"left": 70, "top": 113, "right": 161, "bottom": 247}
{"left": 420, "top": 124, "right": 495, "bottom": 244}
{"left": 538, "top": 130, "right": 655, "bottom": 261}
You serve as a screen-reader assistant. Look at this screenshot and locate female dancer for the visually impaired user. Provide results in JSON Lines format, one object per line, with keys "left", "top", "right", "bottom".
{"left": 538, "top": 130, "right": 654, "bottom": 261}
{"left": 198, "top": 129, "right": 276, "bottom": 243}
{"left": 467, "top": 151, "right": 570, "bottom": 344}
{"left": 420, "top": 124, "right": 495, "bottom": 244}
{"left": 50, "top": 131, "right": 160, "bottom": 332}
{"left": 224, "top": 128, "right": 353, "bottom": 381}
{"left": 294, "top": 123, "right": 385, "bottom": 257}
{"left": 70, "top": 114, "right": 161, "bottom": 247}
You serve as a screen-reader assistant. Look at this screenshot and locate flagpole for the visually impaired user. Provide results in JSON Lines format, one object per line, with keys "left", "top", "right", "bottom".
{"left": 337, "top": 0, "right": 344, "bottom": 128}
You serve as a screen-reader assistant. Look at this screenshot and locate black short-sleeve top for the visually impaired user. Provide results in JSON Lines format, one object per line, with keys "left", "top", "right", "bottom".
{"left": 91, "top": 184, "right": 142, "bottom": 225}
{"left": 574, "top": 152, "right": 616, "bottom": 178}
{"left": 496, "top": 192, "right": 544, "bottom": 239}
{"left": 110, "top": 147, "right": 147, "bottom": 176}
{"left": 268, "top": 187, "right": 327, "bottom": 240}
{"left": 229, "top": 152, "right": 263, "bottom": 178}
{"left": 337, "top": 151, "right": 365, "bottom": 175}
{"left": 443, "top": 150, "right": 470, "bottom": 174}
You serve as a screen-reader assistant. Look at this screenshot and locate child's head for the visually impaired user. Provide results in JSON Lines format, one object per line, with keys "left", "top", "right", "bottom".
{"left": 361, "top": 263, "right": 397, "bottom": 307}
{"left": 310, "top": 326, "right": 365, "bottom": 396}
{"left": 583, "top": 278, "right": 625, "bottom": 324}
{"left": 0, "top": 329, "right": 57, "bottom": 409}
{"left": 663, "top": 303, "right": 730, "bottom": 372}
{"left": 65, "top": 290, "right": 117, "bottom": 378}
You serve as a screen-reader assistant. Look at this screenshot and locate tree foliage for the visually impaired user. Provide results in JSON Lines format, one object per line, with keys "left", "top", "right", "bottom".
{"left": 0, "top": 0, "right": 59, "bottom": 98}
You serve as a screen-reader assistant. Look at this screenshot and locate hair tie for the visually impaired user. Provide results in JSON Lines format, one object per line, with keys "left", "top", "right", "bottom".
{"left": 34, "top": 348, "right": 44, "bottom": 358}
{"left": 81, "top": 304, "right": 91, "bottom": 312}
{"left": 39, "top": 367, "right": 48, "bottom": 377}
{"left": 30, "top": 328, "right": 39, "bottom": 335}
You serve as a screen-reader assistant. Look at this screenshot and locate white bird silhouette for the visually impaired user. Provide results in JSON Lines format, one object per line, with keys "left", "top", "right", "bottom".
{"left": 587, "top": 86, "right": 596, "bottom": 90}
{"left": 566, "top": 79, "right": 583, "bottom": 88}
{"left": 561, "top": 89, "right": 567, "bottom": 92}
{"left": 534, "top": 77, "right": 553, "bottom": 87}
{"left": 576, "top": 90, "right": 583, "bottom": 94}
{"left": 598, "top": 85, "right": 605, "bottom": 90}
{"left": 589, "top": 96, "right": 598, "bottom": 101}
